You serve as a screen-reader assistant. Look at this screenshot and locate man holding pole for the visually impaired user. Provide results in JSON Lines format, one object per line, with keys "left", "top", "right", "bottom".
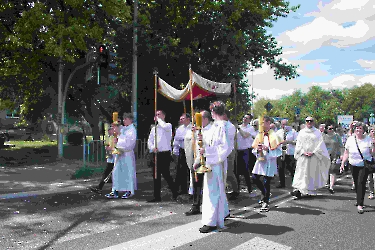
{"left": 147, "top": 110, "right": 178, "bottom": 202}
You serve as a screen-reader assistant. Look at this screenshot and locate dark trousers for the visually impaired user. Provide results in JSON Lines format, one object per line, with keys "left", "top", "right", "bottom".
{"left": 235, "top": 149, "right": 254, "bottom": 193}
{"left": 98, "top": 162, "right": 114, "bottom": 189}
{"left": 192, "top": 173, "right": 204, "bottom": 208}
{"left": 350, "top": 164, "right": 370, "bottom": 206}
{"left": 277, "top": 155, "right": 295, "bottom": 186}
{"left": 252, "top": 174, "right": 273, "bottom": 203}
{"left": 175, "top": 149, "right": 189, "bottom": 194}
{"left": 150, "top": 151, "right": 176, "bottom": 199}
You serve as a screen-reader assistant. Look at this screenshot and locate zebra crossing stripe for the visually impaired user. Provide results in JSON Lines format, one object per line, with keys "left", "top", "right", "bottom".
{"left": 231, "top": 237, "right": 291, "bottom": 250}
{"left": 100, "top": 220, "right": 214, "bottom": 250}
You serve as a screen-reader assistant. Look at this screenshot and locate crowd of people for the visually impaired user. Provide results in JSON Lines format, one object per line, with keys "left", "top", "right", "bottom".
{"left": 89, "top": 103, "right": 375, "bottom": 233}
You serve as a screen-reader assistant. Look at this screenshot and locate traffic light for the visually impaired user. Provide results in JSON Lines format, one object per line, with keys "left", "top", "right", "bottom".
{"left": 98, "top": 45, "right": 109, "bottom": 68}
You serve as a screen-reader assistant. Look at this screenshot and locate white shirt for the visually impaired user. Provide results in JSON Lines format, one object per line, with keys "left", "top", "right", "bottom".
{"left": 147, "top": 118, "right": 172, "bottom": 152}
{"left": 345, "top": 135, "right": 372, "bottom": 167}
{"left": 276, "top": 128, "right": 298, "bottom": 155}
{"left": 225, "top": 120, "right": 236, "bottom": 152}
{"left": 173, "top": 124, "right": 191, "bottom": 155}
{"left": 236, "top": 124, "right": 257, "bottom": 150}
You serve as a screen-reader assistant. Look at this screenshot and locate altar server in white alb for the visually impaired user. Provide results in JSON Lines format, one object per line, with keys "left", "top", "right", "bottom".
{"left": 184, "top": 110, "right": 213, "bottom": 216}
{"left": 252, "top": 115, "right": 283, "bottom": 212}
{"left": 291, "top": 116, "right": 330, "bottom": 199}
{"left": 105, "top": 113, "right": 137, "bottom": 199}
{"left": 195, "top": 101, "right": 229, "bottom": 233}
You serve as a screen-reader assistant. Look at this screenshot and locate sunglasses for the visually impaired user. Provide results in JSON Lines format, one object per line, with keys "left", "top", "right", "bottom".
{"left": 328, "top": 127, "right": 334, "bottom": 130}
{"left": 305, "top": 120, "right": 314, "bottom": 123}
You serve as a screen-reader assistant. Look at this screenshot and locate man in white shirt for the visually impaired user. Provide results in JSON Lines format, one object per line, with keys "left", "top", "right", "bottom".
{"left": 235, "top": 114, "right": 257, "bottom": 196}
{"left": 223, "top": 110, "right": 238, "bottom": 200}
{"left": 276, "top": 119, "right": 298, "bottom": 188}
{"left": 147, "top": 110, "right": 178, "bottom": 202}
{"left": 173, "top": 113, "right": 192, "bottom": 195}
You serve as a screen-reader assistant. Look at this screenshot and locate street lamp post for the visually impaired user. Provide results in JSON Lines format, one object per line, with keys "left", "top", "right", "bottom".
{"left": 251, "top": 68, "right": 254, "bottom": 115}
{"left": 132, "top": 0, "right": 138, "bottom": 130}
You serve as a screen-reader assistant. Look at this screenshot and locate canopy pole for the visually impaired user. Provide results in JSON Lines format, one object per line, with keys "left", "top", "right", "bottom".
{"left": 153, "top": 69, "right": 158, "bottom": 179}
{"left": 232, "top": 79, "right": 238, "bottom": 176}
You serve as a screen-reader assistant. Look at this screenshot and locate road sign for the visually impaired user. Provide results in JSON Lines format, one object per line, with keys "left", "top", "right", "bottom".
{"left": 264, "top": 102, "right": 273, "bottom": 112}
{"left": 294, "top": 106, "right": 300, "bottom": 115}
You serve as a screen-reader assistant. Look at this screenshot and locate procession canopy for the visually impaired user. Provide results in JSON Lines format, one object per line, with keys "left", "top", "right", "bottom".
{"left": 157, "top": 71, "right": 232, "bottom": 102}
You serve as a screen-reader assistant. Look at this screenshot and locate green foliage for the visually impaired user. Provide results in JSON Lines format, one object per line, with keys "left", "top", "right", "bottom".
{"left": 253, "top": 83, "right": 375, "bottom": 125}
{"left": 0, "top": 0, "right": 300, "bottom": 139}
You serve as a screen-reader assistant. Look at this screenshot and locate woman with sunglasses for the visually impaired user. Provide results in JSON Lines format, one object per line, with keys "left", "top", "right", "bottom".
{"left": 340, "top": 122, "right": 375, "bottom": 214}
{"left": 291, "top": 117, "right": 330, "bottom": 199}
{"left": 323, "top": 124, "right": 344, "bottom": 194}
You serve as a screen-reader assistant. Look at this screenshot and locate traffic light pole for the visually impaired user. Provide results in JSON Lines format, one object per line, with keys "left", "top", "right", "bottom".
{"left": 57, "top": 58, "right": 64, "bottom": 158}
{"left": 132, "top": 0, "right": 138, "bottom": 129}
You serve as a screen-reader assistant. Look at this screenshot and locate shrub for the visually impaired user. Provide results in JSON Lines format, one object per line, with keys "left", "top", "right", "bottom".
{"left": 66, "top": 131, "right": 84, "bottom": 146}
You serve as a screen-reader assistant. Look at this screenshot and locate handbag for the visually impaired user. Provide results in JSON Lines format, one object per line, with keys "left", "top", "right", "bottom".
{"left": 354, "top": 136, "right": 375, "bottom": 173}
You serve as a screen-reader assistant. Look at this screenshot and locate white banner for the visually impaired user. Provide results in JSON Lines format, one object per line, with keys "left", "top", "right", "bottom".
{"left": 337, "top": 115, "right": 353, "bottom": 128}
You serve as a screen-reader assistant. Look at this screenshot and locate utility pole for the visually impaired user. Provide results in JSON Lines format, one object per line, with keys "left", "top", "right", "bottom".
{"left": 132, "top": 0, "right": 138, "bottom": 129}
{"left": 251, "top": 68, "right": 254, "bottom": 115}
{"left": 57, "top": 58, "right": 64, "bottom": 158}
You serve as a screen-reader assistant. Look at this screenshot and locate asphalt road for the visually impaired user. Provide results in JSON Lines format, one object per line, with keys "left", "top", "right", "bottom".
{"left": 1, "top": 166, "right": 375, "bottom": 250}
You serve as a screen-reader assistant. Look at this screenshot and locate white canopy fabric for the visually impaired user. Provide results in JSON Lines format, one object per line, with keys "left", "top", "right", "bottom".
{"left": 158, "top": 71, "right": 232, "bottom": 102}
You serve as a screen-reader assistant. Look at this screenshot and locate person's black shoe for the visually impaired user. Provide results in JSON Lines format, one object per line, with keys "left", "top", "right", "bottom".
{"left": 328, "top": 188, "right": 335, "bottom": 194}
{"left": 290, "top": 190, "right": 302, "bottom": 199}
{"left": 224, "top": 214, "right": 231, "bottom": 220}
{"left": 276, "top": 184, "right": 285, "bottom": 188}
{"left": 147, "top": 198, "right": 162, "bottom": 203}
{"left": 184, "top": 207, "right": 201, "bottom": 216}
{"left": 228, "top": 192, "right": 239, "bottom": 200}
{"left": 199, "top": 225, "right": 217, "bottom": 233}
{"left": 90, "top": 186, "right": 102, "bottom": 194}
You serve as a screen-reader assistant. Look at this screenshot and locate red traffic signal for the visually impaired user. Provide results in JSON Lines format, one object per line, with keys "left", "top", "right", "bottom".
{"left": 99, "top": 45, "right": 106, "bottom": 53}
{"left": 98, "top": 45, "right": 109, "bottom": 68}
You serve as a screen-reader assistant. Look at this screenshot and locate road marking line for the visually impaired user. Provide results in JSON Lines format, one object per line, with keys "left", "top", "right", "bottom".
{"left": 231, "top": 236, "right": 291, "bottom": 250}
{"left": 100, "top": 220, "right": 213, "bottom": 250}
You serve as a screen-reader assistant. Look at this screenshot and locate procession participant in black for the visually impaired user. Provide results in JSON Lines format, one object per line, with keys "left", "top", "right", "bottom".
{"left": 173, "top": 113, "right": 192, "bottom": 195}
{"left": 223, "top": 110, "right": 238, "bottom": 200}
{"left": 275, "top": 119, "right": 298, "bottom": 188}
{"left": 234, "top": 114, "right": 257, "bottom": 196}
{"left": 147, "top": 110, "right": 178, "bottom": 202}
{"left": 185, "top": 110, "right": 213, "bottom": 216}
{"left": 90, "top": 122, "right": 120, "bottom": 194}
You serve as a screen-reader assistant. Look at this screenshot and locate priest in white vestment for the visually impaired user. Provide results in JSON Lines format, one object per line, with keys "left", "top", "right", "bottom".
{"left": 291, "top": 117, "right": 330, "bottom": 198}
{"left": 105, "top": 113, "right": 137, "bottom": 199}
{"left": 196, "top": 101, "right": 229, "bottom": 233}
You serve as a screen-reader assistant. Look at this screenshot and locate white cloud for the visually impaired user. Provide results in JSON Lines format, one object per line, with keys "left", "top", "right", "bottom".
{"left": 329, "top": 74, "right": 356, "bottom": 87}
{"left": 356, "top": 59, "right": 375, "bottom": 70}
{"left": 331, "top": 0, "right": 370, "bottom": 10}
{"left": 358, "top": 75, "right": 375, "bottom": 84}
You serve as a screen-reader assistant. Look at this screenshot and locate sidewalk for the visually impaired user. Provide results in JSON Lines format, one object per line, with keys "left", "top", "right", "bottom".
{"left": 0, "top": 158, "right": 151, "bottom": 199}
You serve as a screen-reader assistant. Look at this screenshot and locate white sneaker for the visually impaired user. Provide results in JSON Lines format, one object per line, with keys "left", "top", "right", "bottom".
{"left": 369, "top": 192, "right": 375, "bottom": 200}
{"left": 260, "top": 202, "right": 269, "bottom": 212}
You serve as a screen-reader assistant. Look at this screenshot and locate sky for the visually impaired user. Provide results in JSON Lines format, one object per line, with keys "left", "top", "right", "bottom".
{"left": 246, "top": 0, "right": 375, "bottom": 101}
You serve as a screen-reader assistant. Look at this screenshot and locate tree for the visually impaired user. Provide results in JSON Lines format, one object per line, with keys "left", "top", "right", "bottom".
{"left": 1, "top": 0, "right": 300, "bottom": 140}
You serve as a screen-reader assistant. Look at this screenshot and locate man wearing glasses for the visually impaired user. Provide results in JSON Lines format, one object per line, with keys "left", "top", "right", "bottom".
{"left": 291, "top": 117, "right": 330, "bottom": 199}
